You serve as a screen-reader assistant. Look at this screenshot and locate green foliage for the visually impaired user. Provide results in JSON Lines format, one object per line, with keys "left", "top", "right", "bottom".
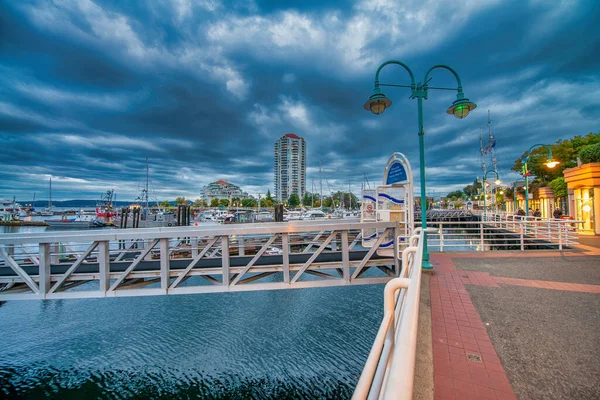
{"left": 210, "top": 198, "right": 219, "bottom": 207}
{"left": 512, "top": 132, "right": 600, "bottom": 183}
{"left": 218, "top": 199, "right": 229, "bottom": 207}
{"left": 160, "top": 200, "right": 170, "bottom": 208}
{"left": 329, "top": 191, "right": 359, "bottom": 209}
{"left": 242, "top": 198, "right": 257, "bottom": 208}
{"left": 578, "top": 142, "right": 600, "bottom": 164}
{"left": 463, "top": 179, "right": 482, "bottom": 197}
{"left": 303, "top": 192, "right": 319, "bottom": 207}
{"left": 446, "top": 190, "right": 464, "bottom": 200}
{"left": 193, "top": 199, "right": 203, "bottom": 207}
{"left": 265, "top": 190, "right": 273, "bottom": 202}
{"left": 548, "top": 177, "right": 568, "bottom": 199}
{"left": 175, "top": 196, "right": 187, "bottom": 205}
{"left": 288, "top": 193, "right": 300, "bottom": 208}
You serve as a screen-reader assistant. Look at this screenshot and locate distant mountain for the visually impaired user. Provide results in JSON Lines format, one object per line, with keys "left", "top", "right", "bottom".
{"left": 30, "top": 200, "right": 137, "bottom": 208}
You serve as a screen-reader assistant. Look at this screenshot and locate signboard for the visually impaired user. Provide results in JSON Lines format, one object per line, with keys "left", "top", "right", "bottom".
{"left": 386, "top": 162, "right": 408, "bottom": 184}
{"left": 383, "top": 153, "right": 411, "bottom": 185}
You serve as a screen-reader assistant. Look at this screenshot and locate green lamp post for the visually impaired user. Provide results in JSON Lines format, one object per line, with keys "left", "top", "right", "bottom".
{"left": 512, "top": 179, "right": 526, "bottom": 213}
{"left": 364, "top": 61, "right": 476, "bottom": 269}
{"left": 522, "top": 144, "right": 559, "bottom": 216}
{"left": 482, "top": 171, "right": 500, "bottom": 218}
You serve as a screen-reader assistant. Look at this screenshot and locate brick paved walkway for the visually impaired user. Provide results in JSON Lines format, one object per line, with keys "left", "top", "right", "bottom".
{"left": 429, "top": 248, "right": 600, "bottom": 399}
{"left": 430, "top": 254, "right": 517, "bottom": 400}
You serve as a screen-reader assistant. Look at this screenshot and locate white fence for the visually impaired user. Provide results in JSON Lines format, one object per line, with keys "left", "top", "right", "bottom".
{"left": 0, "top": 220, "right": 402, "bottom": 300}
{"left": 425, "top": 215, "right": 580, "bottom": 251}
{"left": 353, "top": 227, "right": 435, "bottom": 400}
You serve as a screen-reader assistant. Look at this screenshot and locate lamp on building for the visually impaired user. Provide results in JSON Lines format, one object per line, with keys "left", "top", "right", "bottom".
{"left": 522, "top": 144, "right": 560, "bottom": 216}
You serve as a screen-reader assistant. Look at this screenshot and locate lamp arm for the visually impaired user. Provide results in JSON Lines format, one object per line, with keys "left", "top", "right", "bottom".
{"left": 423, "top": 64, "right": 463, "bottom": 92}
{"left": 373, "top": 60, "right": 416, "bottom": 90}
{"left": 484, "top": 170, "right": 499, "bottom": 180}
{"left": 525, "top": 144, "right": 554, "bottom": 160}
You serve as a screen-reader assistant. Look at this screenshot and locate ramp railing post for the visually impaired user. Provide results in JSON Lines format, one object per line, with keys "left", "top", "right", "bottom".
{"left": 160, "top": 238, "right": 170, "bottom": 292}
{"left": 222, "top": 235, "right": 230, "bottom": 286}
{"left": 341, "top": 230, "right": 350, "bottom": 280}
{"left": 282, "top": 233, "right": 290, "bottom": 283}
{"left": 97, "top": 241, "right": 110, "bottom": 293}
{"left": 39, "top": 243, "right": 51, "bottom": 298}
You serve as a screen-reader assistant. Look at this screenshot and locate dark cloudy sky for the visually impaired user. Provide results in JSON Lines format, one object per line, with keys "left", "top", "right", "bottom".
{"left": 1, "top": 0, "right": 598, "bottom": 202}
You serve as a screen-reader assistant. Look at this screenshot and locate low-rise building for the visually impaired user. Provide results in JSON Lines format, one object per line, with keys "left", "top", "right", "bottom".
{"left": 201, "top": 180, "right": 248, "bottom": 203}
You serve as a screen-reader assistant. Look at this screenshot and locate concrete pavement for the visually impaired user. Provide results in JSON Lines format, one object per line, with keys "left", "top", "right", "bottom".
{"left": 427, "top": 245, "right": 600, "bottom": 400}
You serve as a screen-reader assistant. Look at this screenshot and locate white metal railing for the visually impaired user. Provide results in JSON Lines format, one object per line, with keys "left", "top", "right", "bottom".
{"left": 353, "top": 227, "right": 436, "bottom": 400}
{"left": 425, "top": 216, "right": 581, "bottom": 251}
{"left": 0, "top": 221, "right": 401, "bottom": 300}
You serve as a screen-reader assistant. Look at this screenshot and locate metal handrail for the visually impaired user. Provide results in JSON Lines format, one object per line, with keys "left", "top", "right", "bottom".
{"left": 353, "top": 227, "right": 436, "bottom": 400}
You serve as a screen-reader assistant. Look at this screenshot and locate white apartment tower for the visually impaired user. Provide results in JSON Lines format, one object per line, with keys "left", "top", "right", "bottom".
{"left": 274, "top": 133, "right": 306, "bottom": 202}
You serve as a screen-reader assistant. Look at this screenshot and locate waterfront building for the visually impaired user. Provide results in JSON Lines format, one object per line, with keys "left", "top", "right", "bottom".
{"left": 563, "top": 162, "right": 600, "bottom": 235}
{"left": 274, "top": 133, "right": 306, "bottom": 202}
{"left": 201, "top": 180, "right": 249, "bottom": 203}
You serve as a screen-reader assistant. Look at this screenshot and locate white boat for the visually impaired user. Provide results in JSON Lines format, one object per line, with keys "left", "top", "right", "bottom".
{"left": 45, "top": 213, "right": 105, "bottom": 229}
{"left": 254, "top": 211, "right": 273, "bottom": 222}
{"left": 301, "top": 209, "right": 329, "bottom": 220}
{"left": 284, "top": 210, "right": 303, "bottom": 221}
{"left": 0, "top": 199, "right": 22, "bottom": 221}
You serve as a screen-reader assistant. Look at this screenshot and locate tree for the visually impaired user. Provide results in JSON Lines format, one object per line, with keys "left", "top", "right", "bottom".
{"left": 579, "top": 142, "right": 600, "bottom": 164}
{"left": 218, "top": 199, "right": 229, "bottom": 207}
{"left": 193, "top": 199, "right": 203, "bottom": 207}
{"left": 175, "top": 196, "right": 187, "bottom": 205}
{"left": 303, "top": 192, "right": 316, "bottom": 207}
{"left": 265, "top": 190, "right": 273, "bottom": 202}
{"left": 512, "top": 132, "right": 600, "bottom": 183}
{"left": 446, "top": 190, "right": 464, "bottom": 200}
{"left": 242, "top": 198, "right": 257, "bottom": 208}
{"left": 210, "top": 198, "right": 219, "bottom": 207}
{"left": 548, "top": 177, "right": 568, "bottom": 199}
{"left": 160, "top": 200, "right": 170, "bottom": 208}
{"left": 288, "top": 193, "right": 300, "bottom": 208}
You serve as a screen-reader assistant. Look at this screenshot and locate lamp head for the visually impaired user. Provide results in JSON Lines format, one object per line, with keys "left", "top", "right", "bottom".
{"left": 446, "top": 92, "right": 477, "bottom": 119}
{"left": 363, "top": 88, "right": 392, "bottom": 115}
{"left": 494, "top": 179, "right": 501, "bottom": 185}
{"left": 545, "top": 159, "right": 559, "bottom": 169}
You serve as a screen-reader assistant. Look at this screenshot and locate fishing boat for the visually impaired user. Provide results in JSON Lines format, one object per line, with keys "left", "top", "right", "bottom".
{"left": 45, "top": 213, "right": 105, "bottom": 229}
{"left": 0, "top": 198, "right": 22, "bottom": 221}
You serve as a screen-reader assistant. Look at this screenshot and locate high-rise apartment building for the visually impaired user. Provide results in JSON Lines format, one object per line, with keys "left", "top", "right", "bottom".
{"left": 274, "top": 133, "right": 306, "bottom": 202}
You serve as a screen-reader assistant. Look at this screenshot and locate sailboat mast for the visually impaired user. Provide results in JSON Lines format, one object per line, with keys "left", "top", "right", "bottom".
{"left": 49, "top": 178, "right": 52, "bottom": 209}
{"left": 319, "top": 160, "right": 323, "bottom": 211}
{"left": 145, "top": 157, "right": 149, "bottom": 210}
{"left": 488, "top": 110, "right": 498, "bottom": 174}
{"left": 349, "top": 181, "right": 351, "bottom": 210}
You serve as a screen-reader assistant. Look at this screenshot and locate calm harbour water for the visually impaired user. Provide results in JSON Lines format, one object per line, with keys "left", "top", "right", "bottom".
{"left": 0, "top": 225, "right": 383, "bottom": 399}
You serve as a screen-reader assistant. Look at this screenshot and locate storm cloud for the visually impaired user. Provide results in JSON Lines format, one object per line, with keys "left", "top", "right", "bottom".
{"left": 0, "top": 0, "right": 598, "bottom": 201}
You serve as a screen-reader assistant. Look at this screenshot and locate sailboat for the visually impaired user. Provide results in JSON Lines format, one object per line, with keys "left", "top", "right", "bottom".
{"left": 40, "top": 178, "right": 54, "bottom": 216}
{"left": 118, "top": 159, "right": 177, "bottom": 228}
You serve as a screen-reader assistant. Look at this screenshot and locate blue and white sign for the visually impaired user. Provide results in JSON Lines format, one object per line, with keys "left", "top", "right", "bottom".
{"left": 386, "top": 162, "right": 408, "bottom": 184}
{"left": 383, "top": 153, "right": 411, "bottom": 185}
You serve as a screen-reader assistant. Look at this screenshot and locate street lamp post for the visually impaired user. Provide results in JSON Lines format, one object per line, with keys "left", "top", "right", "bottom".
{"left": 482, "top": 171, "right": 500, "bottom": 219}
{"left": 512, "top": 179, "right": 525, "bottom": 213}
{"left": 522, "top": 144, "right": 559, "bottom": 216}
{"left": 364, "top": 61, "right": 476, "bottom": 269}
